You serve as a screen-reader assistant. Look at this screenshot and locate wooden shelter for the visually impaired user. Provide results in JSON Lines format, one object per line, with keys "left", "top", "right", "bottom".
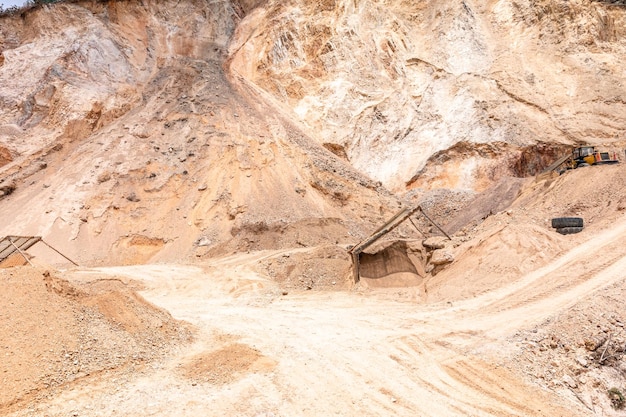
{"left": 348, "top": 206, "right": 450, "bottom": 283}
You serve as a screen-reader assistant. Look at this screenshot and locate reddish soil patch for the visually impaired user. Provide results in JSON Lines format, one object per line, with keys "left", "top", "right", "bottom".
{"left": 0, "top": 146, "right": 11, "bottom": 167}
{"left": 181, "top": 343, "right": 276, "bottom": 385}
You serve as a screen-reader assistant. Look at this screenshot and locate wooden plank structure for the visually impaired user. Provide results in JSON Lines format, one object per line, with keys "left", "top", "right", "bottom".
{"left": 0, "top": 236, "right": 78, "bottom": 267}
{"left": 541, "top": 153, "right": 571, "bottom": 174}
{"left": 348, "top": 206, "right": 450, "bottom": 283}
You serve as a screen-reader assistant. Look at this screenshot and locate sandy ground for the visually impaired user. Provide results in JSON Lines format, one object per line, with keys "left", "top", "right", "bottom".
{"left": 1, "top": 2, "right": 626, "bottom": 416}
{"left": 2, "top": 210, "right": 624, "bottom": 416}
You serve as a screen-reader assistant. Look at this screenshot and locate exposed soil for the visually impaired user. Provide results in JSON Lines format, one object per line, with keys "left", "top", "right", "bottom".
{"left": 180, "top": 342, "right": 276, "bottom": 386}
{"left": 504, "top": 279, "right": 626, "bottom": 415}
{"left": 0, "top": 163, "right": 624, "bottom": 416}
{"left": 1, "top": 1, "right": 626, "bottom": 416}
{"left": 0, "top": 267, "right": 192, "bottom": 414}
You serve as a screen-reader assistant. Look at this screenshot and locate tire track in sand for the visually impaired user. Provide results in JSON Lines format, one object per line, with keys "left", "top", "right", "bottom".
{"left": 427, "top": 216, "right": 626, "bottom": 340}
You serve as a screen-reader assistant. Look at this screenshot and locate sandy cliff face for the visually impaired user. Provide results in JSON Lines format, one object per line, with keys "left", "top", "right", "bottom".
{"left": 0, "top": 0, "right": 395, "bottom": 264}
{"left": 229, "top": 0, "right": 626, "bottom": 190}
{"left": 0, "top": 0, "right": 625, "bottom": 263}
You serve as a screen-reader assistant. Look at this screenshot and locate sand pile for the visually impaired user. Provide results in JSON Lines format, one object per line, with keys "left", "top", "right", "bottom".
{"left": 423, "top": 162, "right": 626, "bottom": 302}
{"left": 0, "top": 267, "right": 192, "bottom": 413}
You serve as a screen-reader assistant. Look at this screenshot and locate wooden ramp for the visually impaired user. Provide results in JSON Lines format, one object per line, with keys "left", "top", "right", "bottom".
{"left": 541, "top": 153, "right": 570, "bottom": 173}
{"left": 0, "top": 236, "right": 77, "bottom": 267}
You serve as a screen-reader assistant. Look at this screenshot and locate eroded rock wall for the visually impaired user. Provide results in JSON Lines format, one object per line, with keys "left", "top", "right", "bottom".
{"left": 1, "top": 0, "right": 625, "bottom": 263}
{"left": 228, "top": 0, "right": 626, "bottom": 191}
{"left": 0, "top": 0, "right": 396, "bottom": 265}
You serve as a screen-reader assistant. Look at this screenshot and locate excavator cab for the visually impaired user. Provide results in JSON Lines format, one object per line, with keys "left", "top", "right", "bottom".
{"left": 572, "top": 146, "right": 596, "bottom": 167}
{"left": 550, "top": 145, "right": 619, "bottom": 173}
{"left": 570, "top": 145, "right": 619, "bottom": 168}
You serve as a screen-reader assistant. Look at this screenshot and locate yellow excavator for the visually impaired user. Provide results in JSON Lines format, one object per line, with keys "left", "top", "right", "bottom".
{"left": 546, "top": 145, "right": 620, "bottom": 174}
{"left": 566, "top": 145, "right": 620, "bottom": 169}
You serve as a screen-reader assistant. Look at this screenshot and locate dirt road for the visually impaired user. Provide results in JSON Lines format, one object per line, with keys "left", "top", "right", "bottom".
{"left": 7, "top": 217, "right": 626, "bottom": 416}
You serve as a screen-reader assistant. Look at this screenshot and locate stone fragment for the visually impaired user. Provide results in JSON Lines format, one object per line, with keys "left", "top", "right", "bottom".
{"left": 126, "top": 192, "right": 140, "bottom": 202}
{"left": 562, "top": 374, "right": 578, "bottom": 388}
{"left": 0, "top": 181, "right": 16, "bottom": 197}
{"left": 423, "top": 236, "right": 446, "bottom": 250}
{"left": 430, "top": 250, "right": 454, "bottom": 265}
{"left": 98, "top": 171, "right": 111, "bottom": 183}
{"left": 196, "top": 237, "right": 212, "bottom": 247}
{"left": 584, "top": 334, "right": 607, "bottom": 351}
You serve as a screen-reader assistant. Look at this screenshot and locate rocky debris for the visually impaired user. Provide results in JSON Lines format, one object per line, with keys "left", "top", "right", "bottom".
{"left": 562, "top": 374, "right": 578, "bottom": 389}
{"left": 0, "top": 268, "right": 193, "bottom": 410}
{"left": 0, "top": 145, "right": 12, "bottom": 167}
{"left": 576, "top": 356, "right": 589, "bottom": 368}
{"left": 441, "top": 177, "right": 528, "bottom": 235}
{"left": 419, "top": 234, "right": 454, "bottom": 276}
{"left": 430, "top": 250, "right": 454, "bottom": 266}
{"left": 407, "top": 189, "right": 475, "bottom": 236}
{"left": 584, "top": 334, "right": 609, "bottom": 351}
{"left": 257, "top": 245, "right": 352, "bottom": 291}
{"left": 195, "top": 236, "right": 212, "bottom": 247}
{"left": 0, "top": 181, "right": 15, "bottom": 198}
{"left": 97, "top": 172, "right": 112, "bottom": 183}
{"left": 505, "top": 279, "right": 626, "bottom": 416}
{"left": 427, "top": 248, "right": 455, "bottom": 276}
{"left": 125, "top": 192, "right": 140, "bottom": 202}
{"left": 422, "top": 237, "right": 447, "bottom": 250}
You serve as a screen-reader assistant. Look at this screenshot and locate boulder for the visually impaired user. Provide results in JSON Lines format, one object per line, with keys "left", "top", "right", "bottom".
{"left": 430, "top": 249, "right": 454, "bottom": 265}
{"left": 0, "top": 181, "right": 16, "bottom": 197}
{"left": 423, "top": 236, "right": 447, "bottom": 250}
{"left": 562, "top": 374, "right": 578, "bottom": 389}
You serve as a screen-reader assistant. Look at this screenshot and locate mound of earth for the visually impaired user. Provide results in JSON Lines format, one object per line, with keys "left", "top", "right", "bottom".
{"left": 0, "top": 267, "right": 192, "bottom": 414}
{"left": 255, "top": 245, "right": 353, "bottom": 290}
{"left": 512, "top": 161, "right": 626, "bottom": 230}
{"left": 422, "top": 162, "right": 626, "bottom": 302}
{"left": 180, "top": 342, "right": 277, "bottom": 386}
{"left": 505, "top": 277, "right": 626, "bottom": 415}
{"left": 426, "top": 221, "right": 567, "bottom": 302}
